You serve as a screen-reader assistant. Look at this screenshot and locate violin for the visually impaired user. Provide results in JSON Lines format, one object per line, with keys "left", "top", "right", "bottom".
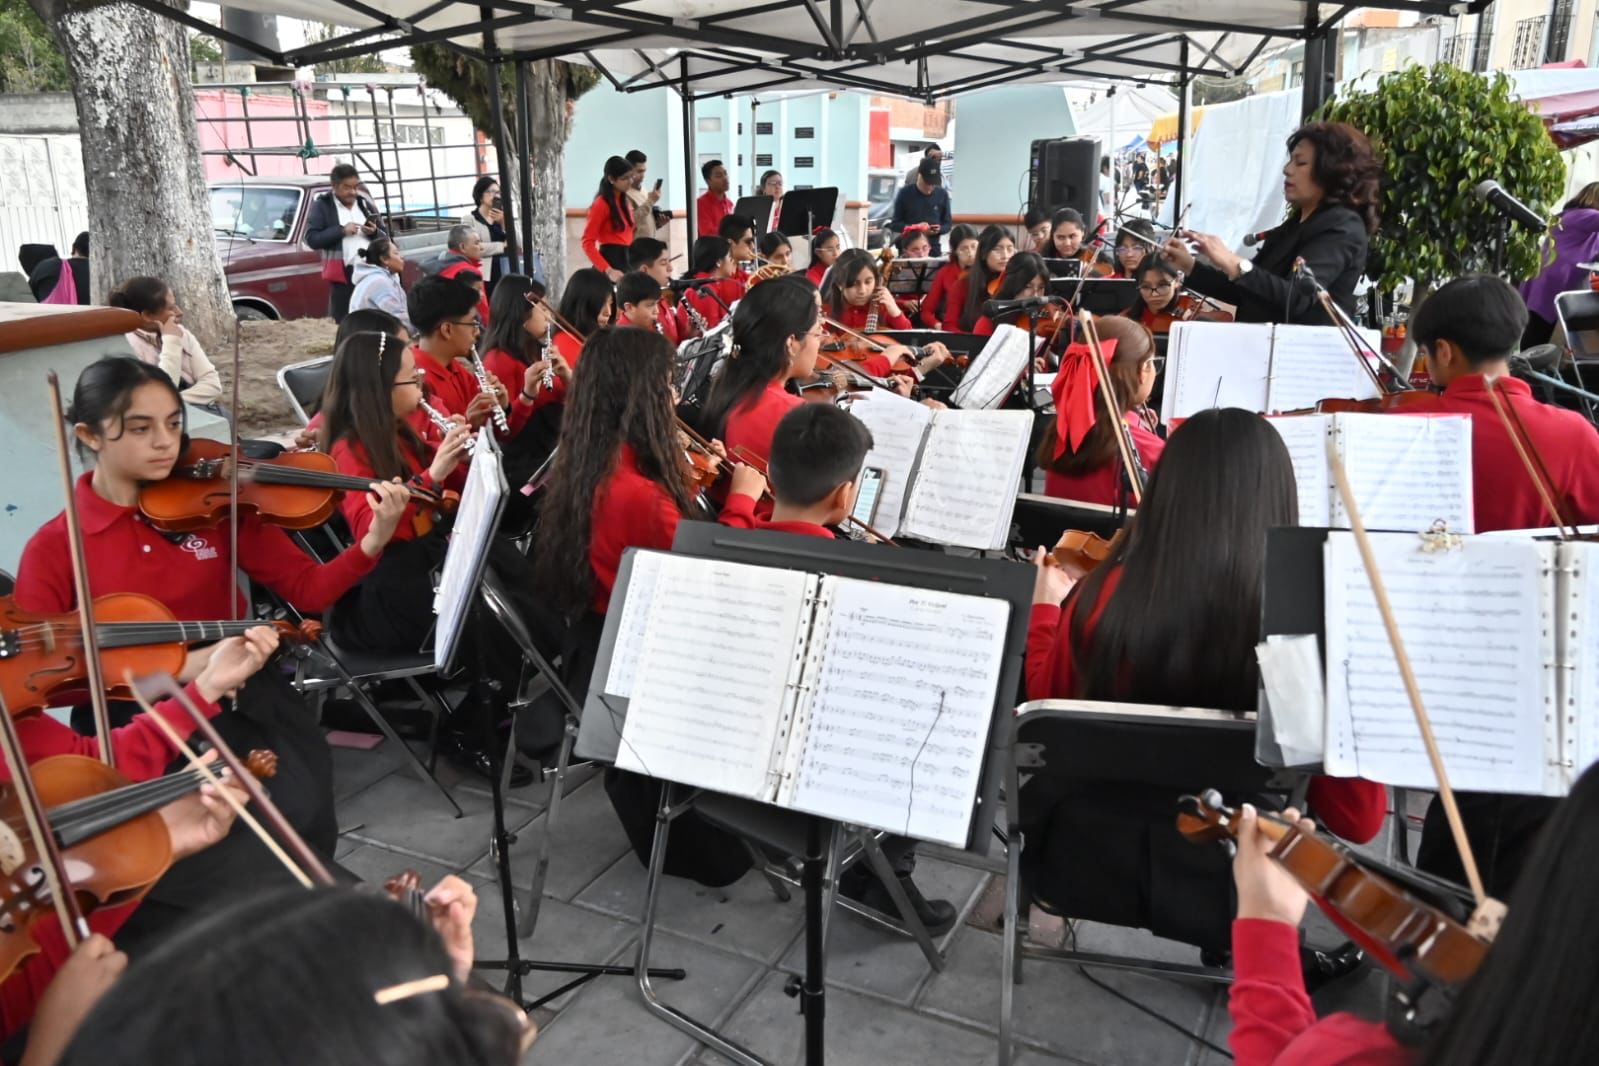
{"left": 139, "top": 439, "right": 458, "bottom": 533}
{"left": 674, "top": 418, "right": 724, "bottom": 493}
{"left": 1178, "top": 789, "right": 1490, "bottom": 990}
{"left": 0, "top": 592, "right": 319, "bottom": 718}
{"left": 1049, "top": 528, "right": 1124, "bottom": 575}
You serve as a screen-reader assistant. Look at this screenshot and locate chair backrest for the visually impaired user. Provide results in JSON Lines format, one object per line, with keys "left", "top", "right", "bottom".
{"left": 277, "top": 356, "right": 334, "bottom": 425}
{"left": 1555, "top": 289, "right": 1599, "bottom": 363}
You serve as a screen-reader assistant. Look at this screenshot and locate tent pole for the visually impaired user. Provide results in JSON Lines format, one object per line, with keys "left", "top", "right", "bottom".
{"left": 480, "top": 10, "right": 519, "bottom": 281}
{"left": 1175, "top": 40, "right": 1189, "bottom": 222}
{"left": 1300, "top": 4, "right": 1335, "bottom": 121}
{"left": 516, "top": 58, "right": 534, "bottom": 277}
{"left": 682, "top": 58, "right": 697, "bottom": 246}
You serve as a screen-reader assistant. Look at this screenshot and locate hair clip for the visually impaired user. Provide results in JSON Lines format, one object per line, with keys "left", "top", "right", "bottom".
{"left": 376, "top": 332, "right": 387, "bottom": 359}
{"left": 1418, "top": 520, "right": 1463, "bottom": 554}
{"left": 374, "top": 973, "right": 450, "bottom": 1005}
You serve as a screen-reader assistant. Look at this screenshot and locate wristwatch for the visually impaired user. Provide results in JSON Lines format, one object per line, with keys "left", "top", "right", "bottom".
{"left": 1233, "top": 259, "right": 1254, "bottom": 280}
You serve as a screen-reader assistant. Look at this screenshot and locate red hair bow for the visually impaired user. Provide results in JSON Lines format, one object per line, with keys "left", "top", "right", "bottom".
{"left": 1050, "top": 338, "right": 1117, "bottom": 459}
{"left": 901, "top": 223, "right": 932, "bottom": 234}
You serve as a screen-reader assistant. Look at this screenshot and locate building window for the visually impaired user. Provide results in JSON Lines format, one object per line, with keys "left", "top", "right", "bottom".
{"left": 737, "top": 122, "right": 743, "bottom": 134}
{"left": 1512, "top": 16, "right": 1547, "bottom": 67}
{"left": 755, "top": 121, "right": 774, "bottom": 135}
{"left": 697, "top": 116, "right": 722, "bottom": 133}
{"left": 794, "top": 156, "right": 815, "bottom": 168}
{"left": 1546, "top": 0, "right": 1575, "bottom": 62}
{"left": 736, "top": 154, "right": 744, "bottom": 166}
{"left": 794, "top": 126, "right": 815, "bottom": 138}
{"left": 755, "top": 153, "right": 773, "bottom": 167}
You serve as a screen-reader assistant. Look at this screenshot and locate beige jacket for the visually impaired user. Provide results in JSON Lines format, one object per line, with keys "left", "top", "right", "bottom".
{"left": 626, "top": 186, "right": 657, "bottom": 240}
{"left": 123, "top": 326, "right": 223, "bottom": 406}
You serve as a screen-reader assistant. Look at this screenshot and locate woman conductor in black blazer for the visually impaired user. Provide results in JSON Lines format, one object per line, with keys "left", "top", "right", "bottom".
{"left": 1161, "top": 122, "right": 1380, "bottom": 325}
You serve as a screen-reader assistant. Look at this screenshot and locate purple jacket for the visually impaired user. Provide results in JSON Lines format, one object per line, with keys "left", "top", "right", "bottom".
{"left": 1521, "top": 207, "right": 1599, "bottom": 320}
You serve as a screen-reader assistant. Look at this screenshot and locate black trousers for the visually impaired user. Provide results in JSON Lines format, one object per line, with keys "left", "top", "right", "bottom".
{"left": 329, "top": 269, "right": 354, "bottom": 323}
{"left": 1415, "top": 791, "right": 1557, "bottom": 901}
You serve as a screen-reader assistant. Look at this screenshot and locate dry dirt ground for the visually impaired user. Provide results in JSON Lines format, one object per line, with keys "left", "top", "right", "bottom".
{"left": 218, "top": 317, "right": 339, "bottom": 439}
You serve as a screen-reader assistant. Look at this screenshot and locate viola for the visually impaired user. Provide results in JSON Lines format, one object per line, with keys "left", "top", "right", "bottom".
{"left": 0, "top": 593, "right": 318, "bottom": 719}
{"left": 0, "top": 749, "right": 276, "bottom": 983}
{"left": 140, "top": 439, "right": 458, "bottom": 533}
{"left": 1178, "top": 790, "right": 1490, "bottom": 990}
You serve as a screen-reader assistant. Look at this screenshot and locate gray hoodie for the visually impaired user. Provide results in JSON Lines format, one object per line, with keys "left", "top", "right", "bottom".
{"left": 349, "top": 261, "right": 414, "bottom": 333}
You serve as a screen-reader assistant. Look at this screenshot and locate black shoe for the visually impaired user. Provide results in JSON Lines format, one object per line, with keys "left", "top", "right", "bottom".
{"left": 438, "top": 733, "right": 534, "bottom": 788}
{"left": 839, "top": 869, "right": 958, "bottom": 937}
{"left": 1301, "top": 941, "right": 1366, "bottom": 993}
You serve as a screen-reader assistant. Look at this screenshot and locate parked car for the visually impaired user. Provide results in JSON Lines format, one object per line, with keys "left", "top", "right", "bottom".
{"left": 210, "top": 176, "right": 455, "bottom": 320}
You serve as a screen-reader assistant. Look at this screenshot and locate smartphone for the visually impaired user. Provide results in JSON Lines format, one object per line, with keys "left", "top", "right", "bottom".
{"left": 653, "top": 178, "right": 664, "bottom": 192}
{"left": 492, "top": 195, "right": 503, "bottom": 211}
{"left": 850, "top": 466, "right": 886, "bottom": 528}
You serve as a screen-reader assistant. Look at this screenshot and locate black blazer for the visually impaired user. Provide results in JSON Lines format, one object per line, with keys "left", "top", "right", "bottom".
{"left": 304, "top": 189, "right": 387, "bottom": 254}
{"left": 1185, "top": 204, "right": 1368, "bottom": 325}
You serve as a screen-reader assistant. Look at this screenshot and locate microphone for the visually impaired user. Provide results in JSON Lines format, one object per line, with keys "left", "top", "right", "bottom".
{"left": 982, "top": 295, "right": 1062, "bottom": 318}
{"left": 1473, "top": 180, "right": 1547, "bottom": 232}
{"left": 1241, "top": 229, "right": 1272, "bottom": 247}
{"left": 668, "top": 276, "right": 724, "bottom": 293}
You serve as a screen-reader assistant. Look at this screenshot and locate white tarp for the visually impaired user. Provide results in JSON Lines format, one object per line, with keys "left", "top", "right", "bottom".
{"left": 1157, "top": 88, "right": 1300, "bottom": 249}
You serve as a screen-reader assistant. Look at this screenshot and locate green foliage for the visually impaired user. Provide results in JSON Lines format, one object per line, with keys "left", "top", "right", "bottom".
{"left": 305, "top": 23, "right": 391, "bottom": 76}
{"left": 1193, "top": 77, "right": 1251, "bottom": 107}
{"left": 1320, "top": 64, "right": 1565, "bottom": 290}
{"left": 190, "top": 31, "right": 222, "bottom": 70}
{"left": 410, "top": 44, "right": 599, "bottom": 135}
{"left": 0, "top": 0, "right": 68, "bottom": 92}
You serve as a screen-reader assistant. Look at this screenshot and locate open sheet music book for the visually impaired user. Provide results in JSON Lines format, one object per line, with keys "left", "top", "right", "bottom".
{"left": 1268, "top": 413, "right": 1474, "bottom": 533}
{"left": 1164, "top": 322, "right": 1382, "bottom": 423}
{"left": 847, "top": 391, "right": 1032, "bottom": 549}
{"left": 1322, "top": 532, "right": 1599, "bottom": 795}
{"left": 952, "top": 324, "right": 1034, "bottom": 410}
{"left": 607, "top": 553, "right": 1010, "bottom": 846}
{"left": 432, "top": 431, "right": 505, "bottom": 672}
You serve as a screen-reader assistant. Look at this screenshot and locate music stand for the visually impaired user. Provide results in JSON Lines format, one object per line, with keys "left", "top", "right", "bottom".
{"left": 778, "top": 187, "right": 840, "bottom": 238}
{"left": 576, "top": 527, "right": 1032, "bottom": 1065}
{"left": 732, "top": 195, "right": 775, "bottom": 238}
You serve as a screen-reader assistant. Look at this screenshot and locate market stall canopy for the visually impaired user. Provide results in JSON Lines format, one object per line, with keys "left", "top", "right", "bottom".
{"left": 1509, "top": 65, "right": 1599, "bottom": 149}
{"left": 157, "top": 0, "right": 1495, "bottom": 101}
{"left": 1072, "top": 84, "right": 1175, "bottom": 144}
{"left": 1149, "top": 105, "right": 1205, "bottom": 144}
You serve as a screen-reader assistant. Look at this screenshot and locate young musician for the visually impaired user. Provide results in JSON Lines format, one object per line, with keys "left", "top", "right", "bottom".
{"left": 715, "top": 213, "right": 758, "bottom": 307}
{"left": 1226, "top": 762, "right": 1599, "bottom": 1065}
{"left": 1034, "top": 316, "right": 1160, "bottom": 506}
{"left": 1122, "top": 255, "right": 1231, "bottom": 334}
{"left": 805, "top": 228, "right": 840, "bottom": 287}
{"left": 628, "top": 237, "right": 681, "bottom": 345}
{"left": 406, "top": 275, "right": 508, "bottom": 429}
{"left": 1023, "top": 207, "right": 1051, "bottom": 253}
{"left": 894, "top": 225, "right": 933, "bottom": 259}
{"left": 920, "top": 223, "right": 976, "bottom": 330}
{"left": 614, "top": 272, "right": 664, "bottom": 331}
{"left": 479, "top": 275, "right": 570, "bottom": 435}
{"left": 958, "top": 225, "right": 1017, "bottom": 331}
{"left": 758, "top": 230, "right": 793, "bottom": 271}
{"left": 696, "top": 159, "right": 733, "bottom": 240}
{"left": 1049, "top": 208, "right": 1111, "bottom": 276}
{"left": 581, "top": 155, "right": 636, "bottom": 278}
{"left": 1023, "top": 408, "right": 1385, "bottom": 956}
{"left": 676, "top": 236, "right": 737, "bottom": 335}
{"left": 971, "top": 251, "right": 1053, "bottom": 336}
{"left": 552, "top": 267, "right": 615, "bottom": 368}
{"left": 820, "top": 249, "right": 953, "bottom": 381}
{"left": 1110, "top": 219, "right": 1156, "bottom": 279}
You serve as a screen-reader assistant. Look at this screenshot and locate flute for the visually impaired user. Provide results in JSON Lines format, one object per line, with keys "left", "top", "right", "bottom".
{"left": 418, "top": 397, "right": 454, "bottom": 436}
{"left": 469, "top": 346, "right": 510, "bottom": 433}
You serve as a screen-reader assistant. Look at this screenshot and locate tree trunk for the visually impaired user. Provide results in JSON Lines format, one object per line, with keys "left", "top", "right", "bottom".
{"left": 32, "top": 0, "right": 234, "bottom": 351}
{"left": 522, "top": 60, "right": 572, "bottom": 304}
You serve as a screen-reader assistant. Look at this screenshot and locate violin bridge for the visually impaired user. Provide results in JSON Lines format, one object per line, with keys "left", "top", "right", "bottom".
{"left": 1466, "top": 898, "right": 1507, "bottom": 943}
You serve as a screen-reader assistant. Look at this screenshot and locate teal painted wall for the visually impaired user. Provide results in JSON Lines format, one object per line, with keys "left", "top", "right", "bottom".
{"left": 950, "top": 86, "right": 1076, "bottom": 215}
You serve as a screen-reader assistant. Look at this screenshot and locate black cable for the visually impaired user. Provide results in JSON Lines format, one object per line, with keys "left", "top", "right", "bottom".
{"left": 1062, "top": 924, "right": 1235, "bottom": 1059}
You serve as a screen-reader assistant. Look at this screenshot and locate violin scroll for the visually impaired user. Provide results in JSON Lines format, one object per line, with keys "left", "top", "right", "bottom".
{"left": 243, "top": 749, "right": 279, "bottom": 780}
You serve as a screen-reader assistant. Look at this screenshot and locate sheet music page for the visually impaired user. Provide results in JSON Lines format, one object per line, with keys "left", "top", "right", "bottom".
{"left": 432, "top": 432, "right": 506, "bottom": 673}
{"left": 1163, "top": 322, "right": 1274, "bottom": 423}
{"left": 1322, "top": 533, "right": 1555, "bottom": 793}
{"left": 951, "top": 324, "right": 1032, "bottom": 410}
{"left": 1267, "top": 415, "right": 1334, "bottom": 526}
{"left": 785, "top": 577, "right": 1008, "bottom": 846}
{"left": 1265, "top": 325, "right": 1384, "bottom": 413}
{"left": 602, "top": 550, "right": 665, "bottom": 699}
{"left": 1562, "top": 543, "right": 1599, "bottom": 778}
{"left": 847, "top": 391, "right": 935, "bottom": 538}
{"left": 1334, "top": 413, "right": 1474, "bottom": 534}
{"left": 900, "top": 410, "right": 1033, "bottom": 550}
{"left": 616, "top": 557, "right": 813, "bottom": 799}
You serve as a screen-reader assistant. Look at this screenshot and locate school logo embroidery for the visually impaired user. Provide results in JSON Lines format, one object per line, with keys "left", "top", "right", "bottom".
{"left": 178, "top": 534, "right": 220, "bottom": 562}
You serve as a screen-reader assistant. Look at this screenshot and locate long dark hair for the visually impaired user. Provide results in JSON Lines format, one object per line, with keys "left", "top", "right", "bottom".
{"left": 108, "top": 275, "right": 170, "bottom": 316}
{"left": 1035, "top": 315, "right": 1156, "bottom": 474}
{"left": 688, "top": 236, "right": 732, "bottom": 278}
{"left": 700, "top": 274, "right": 819, "bottom": 440}
{"left": 820, "top": 248, "right": 875, "bottom": 319}
{"left": 1287, "top": 122, "right": 1380, "bottom": 235}
{"left": 960, "top": 225, "right": 1011, "bottom": 331}
{"left": 533, "top": 328, "right": 695, "bottom": 612}
{"left": 1065, "top": 407, "right": 1297, "bottom": 709}
{"left": 318, "top": 331, "right": 426, "bottom": 481}
{"left": 57, "top": 887, "right": 522, "bottom": 1066}
{"left": 993, "top": 251, "right": 1047, "bottom": 301}
{"left": 944, "top": 223, "right": 978, "bottom": 264}
{"left": 1416, "top": 761, "right": 1599, "bottom": 1066}
{"left": 1123, "top": 255, "right": 1183, "bottom": 321}
{"left": 481, "top": 274, "right": 542, "bottom": 364}
{"left": 596, "top": 155, "right": 634, "bottom": 232}
{"left": 68, "top": 355, "right": 185, "bottom": 461}
{"left": 557, "top": 268, "right": 615, "bottom": 337}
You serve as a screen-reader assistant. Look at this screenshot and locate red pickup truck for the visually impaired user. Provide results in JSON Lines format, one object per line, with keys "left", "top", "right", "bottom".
{"left": 211, "top": 175, "right": 454, "bottom": 320}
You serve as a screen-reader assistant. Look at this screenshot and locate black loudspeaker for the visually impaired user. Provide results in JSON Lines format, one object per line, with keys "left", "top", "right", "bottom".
{"left": 1029, "top": 137, "right": 1100, "bottom": 220}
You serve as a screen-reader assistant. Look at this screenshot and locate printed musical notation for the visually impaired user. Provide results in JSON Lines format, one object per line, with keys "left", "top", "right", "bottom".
{"left": 1268, "top": 416, "right": 1334, "bottom": 526}
{"left": 1322, "top": 534, "right": 1553, "bottom": 794}
{"left": 849, "top": 392, "right": 934, "bottom": 539}
{"left": 900, "top": 411, "right": 1032, "bottom": 551}
{"left": 1337, "top": 415, "right": 1472, "bottom": 533}
{"left": 787, "top": 576, "right": 1008, "bottom": 845}
{"left": 1266, "top": 326, "right": 1382, "bottom": 413}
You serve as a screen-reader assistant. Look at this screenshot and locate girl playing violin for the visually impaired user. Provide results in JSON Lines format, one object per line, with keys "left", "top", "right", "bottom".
{"left": 804, "top": 228, "right": 840, "bottom": 287}
{"left": 919, "top": 223, "right": 976, "bottom": 330}
{"left": 819, "top": 249, "right": 953, "bottom": 382}
{"left": 676, "top": 236, "right": 738, "bottom": 336}
{"left": 957, "top": 225, "right": 1016, "bottom": 332}
{"left": 971, "top": 251, "right": 1053, "bottom": 337}
{"left": 1048, "top": 208, "right": 1112, "bottom": 277}
{"left": 1034, "top": 316, "right": 1162, "bottom": 507}
{"left": 893, "top": 225, "right": 933, "bottom": 259}
{"left": 1023, "top": 408, "right": 1385, "bottom": 959}
{"left": 1110, "top": 219, "right": 1157, "bottom": 280}
{"left": 1122, "top": 255, "right": 1232, "bottom": 335}
{"left": 552, "top": 268, "right": 615, "bottom": 371}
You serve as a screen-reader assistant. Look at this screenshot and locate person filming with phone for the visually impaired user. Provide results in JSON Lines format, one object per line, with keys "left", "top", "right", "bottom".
{"left": 465, "top": 176, "right": 512, "bottom": 291}
{"left": 625, "top": 149, "right": 670, "bottom": 241}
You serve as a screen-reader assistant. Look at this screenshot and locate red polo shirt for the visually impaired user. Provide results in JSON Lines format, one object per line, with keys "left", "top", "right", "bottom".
{"left": 723, "top": 381, "right": 803, "bottom": 468}
{"left": 920, "top": 262, "right": 962, "bottom": 330}
{"left": 482, "top": 345, "right": 561, "bottom": 437}
{"left": 832, "top": 301, "right": 913, "bottom": 334}
{"left": 1043, "top": 415, "right": 1165, "bottom": 507}
{"left": 678, "top": 275, "right": 735, "bottom": 335}
{"left": 1392, "top": 372, "right": 1599, "bottom": 532}
{"left": 806, "top": 260, "right": 829, "bottom": 287}
{"left": 718, "top": 494, "right": 835, "bottom": 539}
{"left": 414, "top": 345, "right": 488, "bottom": 424}
{"left": 17, "top": 472, "right": 376, "bottom": 624}
{"left": 436, "top": 257, "right": 492, "bottom": 323}
{"left": 330, "top": 434, "right": 465, "bottom": 545}
{"left": 697, "top": 190, "right": 733, "bottom": 239}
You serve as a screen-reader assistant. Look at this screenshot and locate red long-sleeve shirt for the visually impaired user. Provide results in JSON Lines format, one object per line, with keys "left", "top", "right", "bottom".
{"left": 919, "top": 262, "right": 963, "bottom": 330}
{"left": 831, "top": 300, "right": 912, "bottom": 334}
{"left": 718, "top": 494, "right": 835, "bottom": 539}
{"left": 677, "top": 275, "right": 740, "bottom": 336}
{"left": 436, "top": 258, "right": 492, "bottom": 324}
{"left": 696, "top": 191, "right": 732, "bottom": 240}
{"left": 1042, "top": 415, "right": 1165, "bottom": 507}
{"left": 481, "top": 345, "right": 562, "bottom": 436}
{"left": 581, "top": 194, "right": 635, "bottom": 271}
{"left": 1025, "top": 566, "right": 1386, "bottom": 843}
{"left": 330, "top": 433, "right": 464, "bottom": 545}
{"left": 1391, "top": 372, "right": 1599, "bottom": 532}
{"left": 414, "top": 345, "right": 492, "bottom": 425}
{"left": 1228, "top": 919, "right": 1408, "bottom": 1065}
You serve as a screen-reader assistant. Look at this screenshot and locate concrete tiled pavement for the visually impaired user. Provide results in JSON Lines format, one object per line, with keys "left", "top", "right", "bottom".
{"left": 332, "top": 740, "right": 1394, "bottom": 1066}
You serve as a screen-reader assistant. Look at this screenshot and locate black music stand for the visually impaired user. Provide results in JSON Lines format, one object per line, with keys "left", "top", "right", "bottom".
{"left": 732, "top": 194, "right": 775, "bottom": 238}
{"left": 1049, "top": 276, "right": 1138, "bottom": 317}
{"left": 576, "top": 526, "right": 1033, "bottom": 1066}
{"left": 778, "top": 187, "right": 840, "bottom": 238}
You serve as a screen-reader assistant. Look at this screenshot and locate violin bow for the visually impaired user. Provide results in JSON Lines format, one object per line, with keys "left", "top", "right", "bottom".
{"left": 45, "top": 372, "right": 115, "bottom": 769}
{"left": 229, "top": 319, "right": 243, "bottom": 622}
{"left": 1078, "top": 312, "right": 1145, "bottom": 505}
{"left": 0, "top": 691, "right": 90, "bottom": 946}
{"left": 126, "top": 671, "right": 332, "bottom": 888}
{"left": 1326, "top": 441, "right": 1501, "bottom": 926}
{"left": 1483, "top": 376, "right": 1575, "bottom": 539}
{"left": 820, "top": 316, "right": 888, "bottom": 354}
{"left": 1118, "top": 221, "right": 1229, "bottom": 319}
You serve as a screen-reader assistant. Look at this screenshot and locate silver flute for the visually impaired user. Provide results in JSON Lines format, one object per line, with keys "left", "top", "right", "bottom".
{"left": 541, "top": 327, "right": 556, "bottom": 391}
{"left": 418, "top": 397, "right": 454, "bottom": 436}
{"left": 469, "top": 346, "right": 511, "bottom": 433}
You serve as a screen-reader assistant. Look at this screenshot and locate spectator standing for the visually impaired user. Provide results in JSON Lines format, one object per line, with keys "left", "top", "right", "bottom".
{"left": 890, "top": 157, "right": 953, "bottom": 256}
{"left": 304, "top": 164, "right": 385, "bottom": 323}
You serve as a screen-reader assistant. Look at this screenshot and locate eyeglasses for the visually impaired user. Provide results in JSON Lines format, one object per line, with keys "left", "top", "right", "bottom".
{"left": 449, "top": 317, "right": 482, "bottom": 333}
{"left": 1137, "top": 283, "right": 1175, "bottom": 294}
{"left": 389, "top": 373, "right": 423, "bottom": 389}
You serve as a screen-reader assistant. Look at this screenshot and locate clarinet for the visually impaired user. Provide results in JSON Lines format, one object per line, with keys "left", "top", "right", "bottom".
{"left": 469, "top": 346, "right": 510, "bottom": 433}
{"left": 682, "top": 296, "right": 710, "bottom": 339}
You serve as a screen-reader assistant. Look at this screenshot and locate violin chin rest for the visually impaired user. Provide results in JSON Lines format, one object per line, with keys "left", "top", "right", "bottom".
{"left": 240, "top": 439, "right": 286, "bottom": 461}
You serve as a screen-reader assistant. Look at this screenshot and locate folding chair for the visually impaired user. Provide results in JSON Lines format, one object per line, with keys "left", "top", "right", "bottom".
{"left": 277, "top": 355, "right": 333, "bottom": 426}
{"left": 998, "top": 699, "right": 1302, "bottom": 1066}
